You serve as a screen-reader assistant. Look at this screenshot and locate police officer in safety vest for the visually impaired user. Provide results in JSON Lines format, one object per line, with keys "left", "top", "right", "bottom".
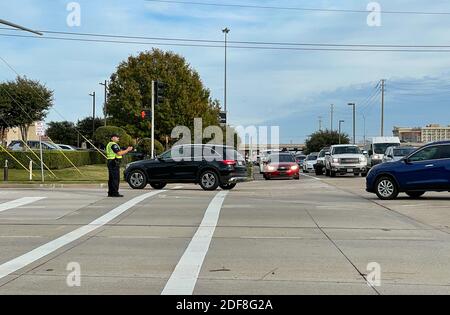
{"left": 106, "top": 133, "right": 133, "bottom": 197}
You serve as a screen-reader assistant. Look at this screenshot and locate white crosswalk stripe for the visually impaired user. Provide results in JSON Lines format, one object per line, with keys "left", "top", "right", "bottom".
{"left": 0, "top": 197, "right": 46, "bottom": 213}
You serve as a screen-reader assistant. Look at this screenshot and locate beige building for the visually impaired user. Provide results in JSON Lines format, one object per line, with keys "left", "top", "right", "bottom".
{"left": 2, "top": 123, "right": 39, "bottom": 146}
{"left": 393, "top": 126, "right": 422, "bottom": 143}
{"left": 421, "top": 124, "right": 450, "bottom": 143}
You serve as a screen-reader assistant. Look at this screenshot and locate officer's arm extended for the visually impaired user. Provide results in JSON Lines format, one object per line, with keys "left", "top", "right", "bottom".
{"left": 111, "top": 144, "right": 133, "bottom": 156}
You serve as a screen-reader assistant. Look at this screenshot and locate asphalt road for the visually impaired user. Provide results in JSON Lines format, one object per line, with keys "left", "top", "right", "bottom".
{"left": 0, "top": 173, "right": 449, "bottom": 295}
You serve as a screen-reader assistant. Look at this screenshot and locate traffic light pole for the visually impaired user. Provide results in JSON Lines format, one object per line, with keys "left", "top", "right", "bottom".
{"left": 151, "top": 80, "right": 155, "bottom": 159}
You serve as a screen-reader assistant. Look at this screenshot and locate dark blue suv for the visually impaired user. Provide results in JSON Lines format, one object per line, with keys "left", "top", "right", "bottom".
{"left": 366, "top": 141, "right": 450, "bottom": 200}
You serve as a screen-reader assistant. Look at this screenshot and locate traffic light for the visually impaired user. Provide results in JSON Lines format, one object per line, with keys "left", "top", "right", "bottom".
{"left": 141, "top": 110, "right": 151, "bottom": 120}
{"left": 155, "top": 81, "right": 166, "bottom": 105}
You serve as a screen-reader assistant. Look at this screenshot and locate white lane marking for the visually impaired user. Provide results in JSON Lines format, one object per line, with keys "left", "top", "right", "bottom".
{"left": 162, "top": 191, "right": 229, "bottom": 295}
{"left": 0, "top": 197, "right": 46, "bottom": 213}
{"left": 300, "top": 173, "right": 322, "bottom": 181}
{"left": 0, "top": 190, "right": 165, "bottom": 280}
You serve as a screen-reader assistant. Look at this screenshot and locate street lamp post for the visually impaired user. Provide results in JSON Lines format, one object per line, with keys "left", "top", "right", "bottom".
{"left": 222, "top": 27, "right": 230, "bottom": 123}
{"left": 89, "top": 92, "right": 96, "bottom": 139}
{"left": 348, "top": 103, "right": 356, "bottom": 144}
{"left": 99, "top": 80, "right": 108, "bottom": 126}
{"left": 339, "top": 120, "right": 345, "bottom": 144}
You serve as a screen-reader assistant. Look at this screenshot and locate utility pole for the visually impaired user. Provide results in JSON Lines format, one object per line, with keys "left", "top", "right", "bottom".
{"left": 318, "top": 116, "right": 323, "bottom": 131}
{"left": 222, "top": 27, "right": 230, "bottom": 122}
{"left": 339, "top": 120, "right": 345, "bottom": 144}
{"left": 381, "top": 79, "right": 386, "bottom": 136}
{"left": 362, "top": 113, "right": 367, "bottom": 145}
{"left": 99, "top": 80, "right": 108, "bottom": 126}
{"left": 330, "top": 104, "right": 334, "bottom": 131}
{"left": 348, "top": 103, "right": 356, "bottom": 144}
{"left": 89, "top": 92, "right": 96, "bottom": 138}
{"left": 151, "top": 80, "right": 155, "bottom": 159}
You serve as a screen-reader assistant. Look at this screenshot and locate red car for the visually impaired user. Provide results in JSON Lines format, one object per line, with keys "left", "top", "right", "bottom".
{"left": 263, "top": 153, "right": 300, "bottom": 180}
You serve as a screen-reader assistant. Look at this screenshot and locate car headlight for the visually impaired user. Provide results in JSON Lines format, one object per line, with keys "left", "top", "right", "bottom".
{"left": 359, "top": 157, "right": 367, "bottom": 163}
{"left": 373, "top": 155, "right": 382, "bottom": 160}
{"left": 291, "top": 165, "right": 299, "bottom": 171}
{"left": 267, "top": 165, "right": 276, "bottom": 171}
{"left": 332, "top": 158, "right": 339, "bottom": 163}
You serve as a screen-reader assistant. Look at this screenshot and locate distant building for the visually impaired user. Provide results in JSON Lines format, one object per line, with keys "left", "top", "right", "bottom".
{"left": 393, "top": 124, "right": 450, "bottom": 143}
{"left": 393, "top": 126, "right": 422, "bottom": 143}
{"left": 2, "top": 123, "right": 39, "bottom": 146}
{"left": 421, "top": 124, "right": 450, "bottom": 143}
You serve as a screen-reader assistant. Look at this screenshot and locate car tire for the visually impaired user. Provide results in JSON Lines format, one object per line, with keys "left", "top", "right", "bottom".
{"left": 127, "top": 169, "right": 147, "bottom": 190}
{"left": 150, "top": 182, "right": 167, "bottom": 190}
{"left": 199, "top": 170, "right": 220, "bottom": 191}
{"left": 375, "top": 176, "right": 399, "bottom": 200}
{"left": 406, "top": 191, "right": 425, "bottom": 199}
{"left": 361, "top": 172, "right": 367, "bottom": 177}
{"left": 220, "top": 183, "right": 237, "bottom": 190}
{"left": 354, "top": 173, "right": 360, "bottom": 177}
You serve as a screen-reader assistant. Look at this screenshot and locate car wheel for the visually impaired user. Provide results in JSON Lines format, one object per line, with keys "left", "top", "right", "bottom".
{"left": 150, "top": 182, "right": 167, "bottom": 190}
{"left": 127, "top": 170, "right": 147, "bottom": 189}
{"left": 406, "top": 191, "right": 425, "bottom": 199}
{"left": 354, "top": 173, "right": 360, "bottom": 177}
{"left": 361, "top": 172, "right": 367, "bottom": 177}
{"left": 375, "top": 176, "right": 399, "bottom": 200}
{"left": 220, "top": 183, "right": 237, "bottom": 190}
{"left": 199, "top": 170, "right": 220, "bottom": 191}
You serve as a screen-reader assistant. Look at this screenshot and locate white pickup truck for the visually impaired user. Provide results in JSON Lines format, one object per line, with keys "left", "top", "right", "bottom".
{"left": 325, "top": 144, "right": 368, "bottom": 177}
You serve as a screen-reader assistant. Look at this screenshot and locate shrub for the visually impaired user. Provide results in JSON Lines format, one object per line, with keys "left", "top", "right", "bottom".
{"left": 93, "top": 126, "right": 134, "bottom": 149}
{"left": 0, "top": 150, "right": 105, "bottom": 170}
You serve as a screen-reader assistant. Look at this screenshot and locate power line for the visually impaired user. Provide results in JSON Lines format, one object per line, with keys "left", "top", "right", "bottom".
{"left": 4, "top": 33, "right": 450, "bottom": 53}
{"left": 145, "top": 0, "right": 450, "bottom": 16}
{"left": 4, "top": 27, "right": 450, "bottom": 49}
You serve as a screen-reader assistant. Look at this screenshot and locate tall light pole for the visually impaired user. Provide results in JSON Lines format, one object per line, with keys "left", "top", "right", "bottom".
{"left": 380, "top": 79, "right": 386, "bottom": 136}
{"left": 99, "top": 80, "right": 108, "bottom": 126}
{"left": 339, "top": 120, "right": 345, "bottom": 144}
{"left": 362, "top": 113, "right": 367, "bottom": 145}
{"left": 89, "top": 92, "right": 96, "bottom": 138}
{"left": 222, "top": 27, "right": 230, "bottom": 123}
{"left": 330, "top": 104, "right": 334, "bottom": 131}
{"left": 348, "top": 102, "right": 356, "bottom": 144}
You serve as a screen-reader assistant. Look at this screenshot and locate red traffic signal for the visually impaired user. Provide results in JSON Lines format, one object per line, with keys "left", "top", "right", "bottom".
{"left": 140, "top": 110, "right": 151, "bottom": 120}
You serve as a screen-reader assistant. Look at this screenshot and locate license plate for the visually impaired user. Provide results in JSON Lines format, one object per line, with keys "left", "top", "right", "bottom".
{"left": 347, "top": 169, "right": 353, "bottom": 173}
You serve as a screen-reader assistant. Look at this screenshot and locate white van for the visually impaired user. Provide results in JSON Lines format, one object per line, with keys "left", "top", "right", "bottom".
{"left": 365, "top": 137, "right": 401, "bottom": 168}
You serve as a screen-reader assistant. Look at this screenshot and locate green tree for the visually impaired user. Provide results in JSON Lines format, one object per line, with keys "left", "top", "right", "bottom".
{"left": 304, "top": 130, "right": 350, "bottom": 154}
{"left": 93, "top": 126, "right": 133, "bottom": 149}
{"left": 76, "top": 117, "right": 104, "bottom": 140}
{"left": 106, "top": 49, "right": 220, "bottom": 140}
{"left": 46, "top": 121, "right": 78, "bottom": 146}
{"left": 0, "top": 77, "right": 53, "bottom": 142}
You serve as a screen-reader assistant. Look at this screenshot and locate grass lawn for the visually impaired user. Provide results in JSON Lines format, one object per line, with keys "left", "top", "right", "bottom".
{"left": 1, "top": 164, "right": 123, "bottom": 183}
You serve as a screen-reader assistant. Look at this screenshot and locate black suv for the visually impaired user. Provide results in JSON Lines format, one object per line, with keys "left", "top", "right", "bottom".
{"left": 124, "top": 144, "right": 248, "bottom": 191}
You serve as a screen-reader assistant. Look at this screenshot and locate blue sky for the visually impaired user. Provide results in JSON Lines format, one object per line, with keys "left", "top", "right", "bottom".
{"left": 2, "top": 0, "right": 450, "bottom": 143}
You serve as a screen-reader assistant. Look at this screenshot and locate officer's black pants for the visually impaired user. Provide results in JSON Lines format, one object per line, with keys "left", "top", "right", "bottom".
{"left": 107, "top": 159, "right": 120, "bottom": 196}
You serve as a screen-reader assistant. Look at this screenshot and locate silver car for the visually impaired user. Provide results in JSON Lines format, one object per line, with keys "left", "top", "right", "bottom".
{"left": 383, "top": 146, "right": 417, "bottom": 163}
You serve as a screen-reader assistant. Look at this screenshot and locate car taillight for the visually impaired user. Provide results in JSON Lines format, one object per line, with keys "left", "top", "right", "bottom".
{"left": 222, "top": 160, "right": 237, "bottom": 166}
